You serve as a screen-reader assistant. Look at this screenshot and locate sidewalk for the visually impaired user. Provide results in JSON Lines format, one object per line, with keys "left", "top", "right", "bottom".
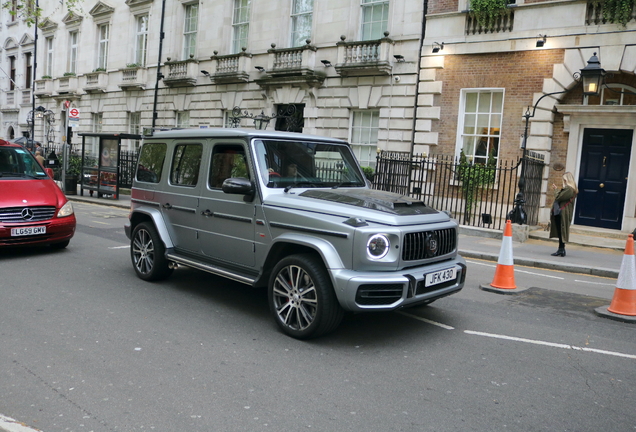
{"left": 66, "top": 191, "right": 628, "bottom": 279}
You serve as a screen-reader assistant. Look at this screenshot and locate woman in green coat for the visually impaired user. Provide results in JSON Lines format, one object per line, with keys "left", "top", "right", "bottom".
{"left": 549, "top": 172, "right": 578, "bottom": 257}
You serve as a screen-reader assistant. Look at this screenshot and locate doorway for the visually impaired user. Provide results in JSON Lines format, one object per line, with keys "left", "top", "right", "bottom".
{"left": 575, "top": 128, "right": 632, "bottom": 230}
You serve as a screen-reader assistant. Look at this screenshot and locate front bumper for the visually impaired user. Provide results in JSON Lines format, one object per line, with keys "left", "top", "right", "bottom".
{"left": 330, "top": 256, "right": 467, "bottom": 312}
{"left": 0, "top": 215, "right": 76, "bottom": 247}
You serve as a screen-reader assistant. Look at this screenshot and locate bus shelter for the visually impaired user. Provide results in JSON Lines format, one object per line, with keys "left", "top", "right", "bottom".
{"left": 78, "top": 133, "right": 141, "bottom": 200}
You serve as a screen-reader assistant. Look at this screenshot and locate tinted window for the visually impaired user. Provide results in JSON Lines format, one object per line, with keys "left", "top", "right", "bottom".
{"left": 209, "top": 144, "right": 249, "bottom": 189}
{"left": 136, "top": 142, "right": 166, "bottom": 183}
{"left": 0, "top": 147, "right": 47, "bottom": 178}
{"left": 170, "top": 143, "right": 202, "bottom": 186}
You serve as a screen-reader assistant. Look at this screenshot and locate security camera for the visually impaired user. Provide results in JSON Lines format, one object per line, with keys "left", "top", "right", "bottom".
{"left": 393, "top": 76, "right": 401, "bottom": 82}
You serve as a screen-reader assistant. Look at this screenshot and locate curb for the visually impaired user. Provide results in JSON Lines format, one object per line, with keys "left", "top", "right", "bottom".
{"left": 459, "top": 249, "right": 620, "bottom": 279}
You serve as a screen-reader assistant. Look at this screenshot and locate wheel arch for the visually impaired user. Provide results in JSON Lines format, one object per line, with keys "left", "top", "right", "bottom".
{"left": 130, "top": 207, "right": 174, "bottom": 249}
{"left": 255, "top": 234, "right": 345, "bottom": 288}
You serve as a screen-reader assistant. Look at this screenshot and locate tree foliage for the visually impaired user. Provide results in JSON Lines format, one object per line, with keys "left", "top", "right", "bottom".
{"left": 469, "top": 0, "right": 510, "bottom": 30}
{"left": 2, "top": 0, "right": 82, "bottom": 27}
{"left": 598, "top": 0, "right": 635, "bottom": 27}
{"left": 457, "top": 148, "right": 497, "bottom": 222}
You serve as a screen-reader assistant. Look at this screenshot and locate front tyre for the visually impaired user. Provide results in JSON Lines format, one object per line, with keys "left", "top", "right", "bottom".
{"left": 268, "top": 254, "right": 344, "bottom": 339}
{"left": 131, "top": 222, "right": 173, "bottom": 281}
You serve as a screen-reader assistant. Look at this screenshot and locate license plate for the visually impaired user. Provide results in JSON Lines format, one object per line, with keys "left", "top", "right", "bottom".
{"left": 425, "top": 267, "right": 457, "bottom": 287}
{"left": 11, "top": 226, "right": 46, "bottom": 237}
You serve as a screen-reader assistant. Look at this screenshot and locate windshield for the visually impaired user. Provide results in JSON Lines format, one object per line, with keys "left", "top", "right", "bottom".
{"left": 253, "top": 139, "right": 366, "bottom": 189}
{"left": 0, "top": 147, "right": 48, "bottom": 179}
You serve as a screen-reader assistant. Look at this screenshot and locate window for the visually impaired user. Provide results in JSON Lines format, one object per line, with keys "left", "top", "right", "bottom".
{"left": 183, "top": 4, "right": 198, "bottom": 60}
{"left": 176, "top": 111, "right": 190, "bottom": 128}
{"left": 457, "top": 89, "right": 503, "bottom": 164}
{"left": 170, "top": 144, "right": 202, "bottom": 186}
{"left": 96, "top": 24, "right": 109, "bottom": 70}
{"left": 585, "top": 83, "right": 636, "bottom": 106}
{"left": 136, "top": 142, "right": 167, "bottom": 183}
{"left": 291, "top": 0, "right": 313, "bottom": 47}
{"left": 350, "top": 110, "right": 380, "bottom": 167}
{"left": 361, "top": 0, "right": 389, "bottom": 41}
{"left": 25, "top": 52, "right": 32, "bottom": 89}
{"left": 129, "top": 112, "right": 141, "bottom": 149}
{"left": 209, "top": 144, "right": 249, "bottom": 188}
{"left": 232, "top": 0, "right": 250, "bottom": 54}
{"left": 44, "top": 37, "right": 54, "bottom": 77}
{"left": 9, "top": 56, "right": 16, "bottom": 90}
{"left": 135, "top": 15, "right": 148, "bottom": 66}
{"left": 68, "top": 31, "right": 78, "bottom": 73}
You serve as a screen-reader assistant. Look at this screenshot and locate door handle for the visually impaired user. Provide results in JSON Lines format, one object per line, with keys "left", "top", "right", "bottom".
{"left": 603, "top": 156, "right": 606, "bottom": 167}
{"left": 162, "top": 203, "right": 172, "bottom": 209}
{"left": 201, "top": 209, "right": 213, "bottom": 217}
{"left": 599, "top": 183, "right": 604, "bottom": 188}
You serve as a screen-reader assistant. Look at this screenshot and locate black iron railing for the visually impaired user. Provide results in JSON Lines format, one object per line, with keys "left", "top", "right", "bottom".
{"left": 373, "top": 151, "right": 545, "bottom": 231}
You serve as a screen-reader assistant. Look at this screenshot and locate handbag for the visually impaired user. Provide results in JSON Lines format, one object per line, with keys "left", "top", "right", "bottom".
{"left": 552, "top": 200, "right": 561, "bottom": 216}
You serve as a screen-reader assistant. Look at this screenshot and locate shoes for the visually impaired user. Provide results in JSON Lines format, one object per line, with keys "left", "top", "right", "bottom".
{"left": 551, "top": 248, "right": 566, "bottom": 257}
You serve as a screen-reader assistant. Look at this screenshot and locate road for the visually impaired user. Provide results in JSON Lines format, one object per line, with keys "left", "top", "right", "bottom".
{"left": 1, "top": 202, "right": 635, "bottom": 432}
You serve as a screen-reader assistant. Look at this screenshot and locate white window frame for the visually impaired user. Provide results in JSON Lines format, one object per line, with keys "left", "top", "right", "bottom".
{"left": 134, "top": 15, "right": 149, "bottom": 66}
{"left": 361, "top": 0, "right": 389, "bottom": 41}
{"left": 129, "top": 112, "right": 141, "bottom": 150}
{"left": 455, "top": 88, "right": 504, "bottom": 164}
{"left": 176, "top": 111, "right": 190, "bottom": 128}
{"left": 290, "top": 0, "right": 313, "bottom": 47}
{"left": 68, "top": 31, "right": 78, "bottom": 73}
{"left": 183, "top": 3, "right": 199, "bottom": 60}
{"left": 44, "top": 36, "right": 54, "bottom": 77}
{"left": 97, "top": 23, "right": 110, "bottom": 70}
{"left": 350, "top": 110, "right": 380, "bottom": 168}
{"left": 232, "top": 0, "right": 250, "bottom": 54}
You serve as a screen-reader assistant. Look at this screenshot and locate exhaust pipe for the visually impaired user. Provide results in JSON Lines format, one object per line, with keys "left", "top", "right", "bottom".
{"left": 168, "top": 262, "right": 179, "bottom": 270}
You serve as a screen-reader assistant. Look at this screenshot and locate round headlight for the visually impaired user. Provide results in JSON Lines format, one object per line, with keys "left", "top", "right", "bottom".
{"left": 367, "top": 234, "right": 390, "bottom": 260}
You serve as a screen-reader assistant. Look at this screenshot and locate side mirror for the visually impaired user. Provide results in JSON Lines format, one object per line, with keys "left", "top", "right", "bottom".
{"left": 222, "top": 177, "right": 254, "bottom": 196}
{"left": 45, "top": 168, "right": 55, "bottom": 179}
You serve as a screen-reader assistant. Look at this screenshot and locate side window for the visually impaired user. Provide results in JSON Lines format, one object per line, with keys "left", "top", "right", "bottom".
{"left": 136, "top": 142, "right": 167, "bottom": 183}
{"left": 209, "top": 144, "right": 249, "bottom": 189}
{"left": 170, "top": 143, "right": 202, "bottom": 186}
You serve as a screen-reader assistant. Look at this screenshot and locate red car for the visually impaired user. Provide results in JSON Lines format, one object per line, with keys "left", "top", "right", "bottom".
{"left": 0, "top": 140, "right": 76, "bottom": 248}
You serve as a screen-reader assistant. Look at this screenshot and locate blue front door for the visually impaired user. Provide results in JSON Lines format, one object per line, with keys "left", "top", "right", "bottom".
{"left": 575, "top": 128, "right": 632, "bottom": 230}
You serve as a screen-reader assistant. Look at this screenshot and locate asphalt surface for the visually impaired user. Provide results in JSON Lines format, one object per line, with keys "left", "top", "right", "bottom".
{"left": 1, "top": 191, "right": 633, "bottom": 432}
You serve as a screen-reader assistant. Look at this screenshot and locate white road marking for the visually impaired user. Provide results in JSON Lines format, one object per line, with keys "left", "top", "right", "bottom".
{"left": 0, "top": 414, "right": 42, "bottom": 431}
{"left": 466, "top": 259, "right": 564, "bottom": 279}
{"left": 90, "top": 220, "right": 110, "bottom": 225}
{"left": 108, "top": 245, "right": 130, "bottom": 249}
{"left": 397, "top": 312, "right": 454, "bottom": 330}
{"left": 574, "top": 279, "right": 615, "bottom": 286}
{"left": 465, "top": 330, "right": 636, "bottom": 360}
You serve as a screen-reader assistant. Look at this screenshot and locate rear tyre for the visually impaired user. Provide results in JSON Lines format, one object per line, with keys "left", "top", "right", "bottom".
{"left": 268, "top": 254, "right": 344, "bottom": 339}
{"left": 131, "top": 222, "right": 173, "bottom": 281}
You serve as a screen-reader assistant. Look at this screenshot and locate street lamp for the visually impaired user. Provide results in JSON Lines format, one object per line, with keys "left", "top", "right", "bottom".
{"left": 507, "top": 53, "right": 603, "bottom": 225}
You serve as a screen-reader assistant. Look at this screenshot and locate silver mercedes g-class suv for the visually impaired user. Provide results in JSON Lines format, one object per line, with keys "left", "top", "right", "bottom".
{"left": 125, "top": 128, "right": 466, "bottom": 339}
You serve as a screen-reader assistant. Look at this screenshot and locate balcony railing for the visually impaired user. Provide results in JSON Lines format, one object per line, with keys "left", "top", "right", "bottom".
{"left": 34, "top": 79, "right": 53, "bottom": 96}
{"left": 211, "top": 49, "right": 252, "bottom": 83}
{"left": 335, "top": 34, "right": 394, "bottom": 76}
{"left": 83, "top": 72, "right": 108, "bottom": 93}
{"left": 163, "top": 58, "right": 198, "bottom": 87}
{"left": 465, "top": 8, "right": 515, "bottom": 35}
{"left": 118, "top": 67, "right": 147, "bottom": 90}
{"left": 256, "top": 41, "right": 324, "bottom": 87}
{"left": 22, "top": 89, "right": 32, "bottom": 104}
{"left": 586, "top": 0, "right": 636, "bottom": 25}
{"left": 55, "top": 76, "right": 79, "bottom": 94}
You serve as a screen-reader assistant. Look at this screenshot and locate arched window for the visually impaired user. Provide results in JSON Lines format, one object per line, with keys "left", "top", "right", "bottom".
{"left": 585, "top": 83, "right": 636, "bottom": 106}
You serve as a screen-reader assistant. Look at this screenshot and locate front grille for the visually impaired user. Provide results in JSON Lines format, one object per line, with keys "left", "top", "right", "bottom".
{"left": 402, "top": 228, "right": 456, "bottom": 261}
{"left": 0, "top": 206, "right": 56, "bottom": 223}
{"left": 356, "top": 284, "right": 404, "bottom": 306}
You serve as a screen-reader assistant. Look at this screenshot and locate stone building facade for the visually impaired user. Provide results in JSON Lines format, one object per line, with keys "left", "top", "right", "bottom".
{"left": 1, "top": 0, "right": 424, "bottom": 170}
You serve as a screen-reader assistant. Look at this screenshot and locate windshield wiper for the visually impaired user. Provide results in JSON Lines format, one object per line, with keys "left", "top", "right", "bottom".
{"left": 331, "top": 181, "right": 363, "bottom": 189}
{"left": 284, "top": 181, "right": 326, "bottom": 193}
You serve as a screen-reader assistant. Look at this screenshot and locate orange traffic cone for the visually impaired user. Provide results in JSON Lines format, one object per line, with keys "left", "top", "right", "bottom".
{"left": 489, "top": 219, "right": 517, "bottom": 289}
{"left": 595, "top": 234, "right": 636, "bottom": 323}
